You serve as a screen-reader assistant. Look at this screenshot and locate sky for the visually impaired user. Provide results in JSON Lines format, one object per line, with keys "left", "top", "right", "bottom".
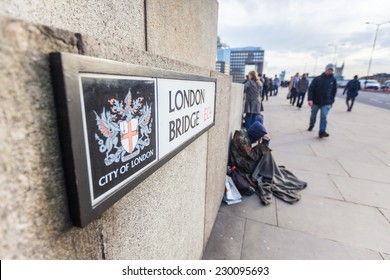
{"left": 217, "top": 0, "right": 390, "bottom": 79}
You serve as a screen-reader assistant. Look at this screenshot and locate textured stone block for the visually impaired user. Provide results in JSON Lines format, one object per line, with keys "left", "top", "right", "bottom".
{"left": 146, "top": 0, "right": 218, "bottom": 69}
{"left": 0, "top": 0, "right": 145, "bottom": 51}
{"left": 203, "top": 71, "right": 231, "bottom": 249}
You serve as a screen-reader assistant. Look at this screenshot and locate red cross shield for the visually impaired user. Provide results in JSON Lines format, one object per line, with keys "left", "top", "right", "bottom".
{"left": 119, "top": 119, "right": 139, "bottom": 154}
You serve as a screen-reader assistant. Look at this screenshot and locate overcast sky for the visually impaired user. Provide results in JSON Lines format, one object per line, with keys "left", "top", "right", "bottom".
{"left": 218, "top": 0, "right": 390, "bottom": 79}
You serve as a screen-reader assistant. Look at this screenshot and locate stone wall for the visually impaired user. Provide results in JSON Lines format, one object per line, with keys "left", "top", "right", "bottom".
{"left": 146, "top": 0, "right": 218, "bottom": 69}
{"left": 0, "top": 1, "right": 243, "bottom": 259}
{"left": 0, "top": 0, "right": 218, "bottom": 68}
{"left": 0, "top": 0, "right": 146, "bottom": 50}
{"left": 229, "top": 83, "right": 245, "bottom": 140}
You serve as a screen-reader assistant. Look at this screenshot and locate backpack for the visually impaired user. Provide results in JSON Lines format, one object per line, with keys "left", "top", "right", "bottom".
{"left": 349, "top": 80, "right": 359, "bottom": 91}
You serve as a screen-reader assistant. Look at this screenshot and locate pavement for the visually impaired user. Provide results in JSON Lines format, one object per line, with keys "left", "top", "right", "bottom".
{"left": 202, "top": 87, "right": 390, "bottom": 260}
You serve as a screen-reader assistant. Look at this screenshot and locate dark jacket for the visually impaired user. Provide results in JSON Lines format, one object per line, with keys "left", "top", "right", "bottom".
{"left": 308, "top": 73, "right": 337, "bottom": 106}
{"left": 244, "top": 80, "right": 263, "bottom": 113}
{"left": 298, "top": 77, "right": 309, "bottom": 93}
{"left": 230, "top": 129, "right": 268, "bottom": 173}
{"left": 343, "top": 79, "right": 360, "bottom": 98}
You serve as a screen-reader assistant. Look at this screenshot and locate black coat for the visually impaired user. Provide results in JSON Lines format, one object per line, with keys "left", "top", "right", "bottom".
{"left": 344, "top": 79, "right": 360, "bottom": 98}
{"left": 308, "top": 73, "right": 337, "bottom": 106}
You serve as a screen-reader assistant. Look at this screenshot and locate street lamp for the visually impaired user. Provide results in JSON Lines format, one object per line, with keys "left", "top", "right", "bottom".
{"left": 365, "top": 21, "right": 390, "bottom": 81}
{"left": 328, "top": 43, "right": 344, "bottom": 65}
{"left": 312, "top": 54, "right": 323, "bottom": 76}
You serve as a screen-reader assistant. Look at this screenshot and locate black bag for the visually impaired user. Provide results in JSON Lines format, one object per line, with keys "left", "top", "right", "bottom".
{"left": 231, "top": 168, "right": 256, "bottom": 196}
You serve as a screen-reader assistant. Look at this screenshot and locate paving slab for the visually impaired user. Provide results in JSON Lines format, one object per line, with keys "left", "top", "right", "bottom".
{"left": 349, "top": 122, "right": 390, "bottom": 139}
{"left": 337, "top": 159, "right": 390, "bottom": 184}
{"left": 272, "top": 151, "right": 348, "bottom": 176}
{"left": 331, "top": 175, "right": 390, "bottom": 209}
{"left": 382, "top": 253, "right": 390, "bottom": 260}
{"left": 268, "top": 131, "right": 316, "bottom": 147}
{"left": 269, "top": 123, "right": 304, "bottom": 134}
{"left": 306, "top": 129, "right": 355, "bottom": 143}
{"left": 370, "top": 150, "right": 390, "bottom": 167}
{"left": 289, "top": 169, "right": 343, "bottom": 200}
{"left": 202, "top": 211, "right": 245, "bottom": 260}
{"left": 219, "top": 195, "right": 277, "bottom": 226}
{"left": 271, "top": 143, "right": 316, "bottom": 156}
{"left": 241, "top": 220, "right": 382, "bottom": 260}
{"left": 347, "top": 135, "right": 390, "bottom": 154}
{"left": 310, "top": 143, "right": 385, "bottom": 166}
{"left": 340, "top": 122, "right": 389, "bottom": 138}
{"left": 277, "top": 194, "right": 390, "bottom": 254}
{"left": 374, "top": 141, "right": 390, "bottom": 154}
{"left": 380, "top": 208, "right": 390, "bottom": 222}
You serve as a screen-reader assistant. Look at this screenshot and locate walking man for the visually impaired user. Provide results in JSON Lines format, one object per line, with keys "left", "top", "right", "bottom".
{"left": 343, "top": 75, "right": 360, "bottom": 112}
{"left": 274, "top": 74, "right": 280, "bottom": 96}
{"left": 296, "top": 73, "right": 309, "bottom": 109}
{"left": 289, "top": 72, "right": 300, "bottom": 105}
{"left": 307, "top": 64, "right": 337, "bottom": 138}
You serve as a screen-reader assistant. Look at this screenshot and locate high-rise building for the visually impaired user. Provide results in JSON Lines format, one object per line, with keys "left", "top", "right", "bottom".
{"left": 216, "top": 61, "right": 230, "bottom": 75}
{"left": 216, "top": 46, "right": 264, "bottom": 83}
{"left": 334, "top": 62, "right": 344, "bottom": 81}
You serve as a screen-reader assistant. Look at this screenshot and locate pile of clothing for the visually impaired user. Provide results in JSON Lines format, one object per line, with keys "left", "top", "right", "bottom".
{"left": 228, "top": 119, "right": 307, "bottom": 205}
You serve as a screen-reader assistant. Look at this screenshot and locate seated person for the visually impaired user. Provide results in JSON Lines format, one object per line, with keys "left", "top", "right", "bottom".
{"left": 230, "top": 121, "right": 270, "bottom": 174}
{"left": 230, "top": 121, "right": 307, "bottom": 205}
{"left": 248, "top": 120, "right": 270, "bottom": 146}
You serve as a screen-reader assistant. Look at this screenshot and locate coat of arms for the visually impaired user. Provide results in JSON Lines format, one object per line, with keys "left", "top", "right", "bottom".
{"left": 94, "top": 88, "right": 152, "bottom": 166}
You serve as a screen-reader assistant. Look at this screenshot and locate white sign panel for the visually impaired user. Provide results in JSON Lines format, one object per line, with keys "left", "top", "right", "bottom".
{"left": 157, "top": 79, "right": 216, "bottom": 159}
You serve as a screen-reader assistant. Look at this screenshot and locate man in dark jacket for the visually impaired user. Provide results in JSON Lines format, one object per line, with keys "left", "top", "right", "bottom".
{"left": 342, "top": 75, "right": 360, "bottom": 112}
{"left": 307, "top": 64, "right": 337, "bottom": 138}
{"left": 296, "top": 73, "right": 309, "bottom": 109}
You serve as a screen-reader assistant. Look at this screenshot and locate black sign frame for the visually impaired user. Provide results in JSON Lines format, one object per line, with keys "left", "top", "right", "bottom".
{"left": 50, "top": 52, "right": 216, "bottom": 227}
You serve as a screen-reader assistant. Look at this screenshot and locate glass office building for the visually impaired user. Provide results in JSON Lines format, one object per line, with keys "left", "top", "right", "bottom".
{"left": 217, "top": 47, "right": 264, "bottom": 83}
{"left": 215, "top": 61, "right": 230, "bottom": 74}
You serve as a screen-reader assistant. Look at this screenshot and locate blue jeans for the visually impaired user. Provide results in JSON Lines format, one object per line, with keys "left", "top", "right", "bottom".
{"left": 245, "top": 113, "right": 260, "bottom": 129}
{"left": 309, "top": 104, "right": 331, "bottom": 133}
{"left": 296, "top": 92, "right": 306, "bottom": 108}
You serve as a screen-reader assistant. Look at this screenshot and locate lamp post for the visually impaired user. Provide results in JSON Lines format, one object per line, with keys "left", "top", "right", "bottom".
{"left": 328, "top": 43, "right": 344, "bottom": 66}
{"left": 365, "top": 21, "right": 390, "bottom": 82}
{"left": 312, "top": 55, "right": 319, "bottom": 76}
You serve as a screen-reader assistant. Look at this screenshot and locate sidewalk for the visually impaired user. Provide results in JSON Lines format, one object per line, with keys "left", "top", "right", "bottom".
{"left": 203, "top": 87, "right": 390, "bottom": 260}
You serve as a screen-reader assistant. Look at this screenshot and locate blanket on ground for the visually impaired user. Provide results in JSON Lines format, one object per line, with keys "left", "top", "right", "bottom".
{"left": 230, "top": 129, "right": 307, "bottom": 204}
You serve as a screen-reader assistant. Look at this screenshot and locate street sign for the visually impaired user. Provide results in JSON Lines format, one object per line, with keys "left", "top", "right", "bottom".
{"left": 50, "top": 52, "right": 216, "bottom": 227}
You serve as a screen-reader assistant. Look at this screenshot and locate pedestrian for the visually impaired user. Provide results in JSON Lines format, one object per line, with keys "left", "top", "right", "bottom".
{"left": 243, "top": 75, "right": 249, "bottom": 84}
{"left": 343, "top": 75, "right": 360, "bottom": 112}
{"left": 229, "top": 121, "right": 307, "bottom": 205}
{"left": 289, "top": 72, "right": 300, "bottom": 105}
{"left": 244, "top": 70, "right": 263, "bottom": 129}
{"left": 296, "top": 73, "right": 309, "bottom": 109}
{"left": 286, "top": 77, "right": 292, "bottom": 99}
{"left": 262, "top": 74, "right": 269, "bottom": 101}
{"left": 273, "top": 75, "right": 280, "bottom": 95}
{"left": 307, "top": 64, "right": 337, "bottom": 138}
{"left": 269, "top": 78, "right": 274, "bottom": 96}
